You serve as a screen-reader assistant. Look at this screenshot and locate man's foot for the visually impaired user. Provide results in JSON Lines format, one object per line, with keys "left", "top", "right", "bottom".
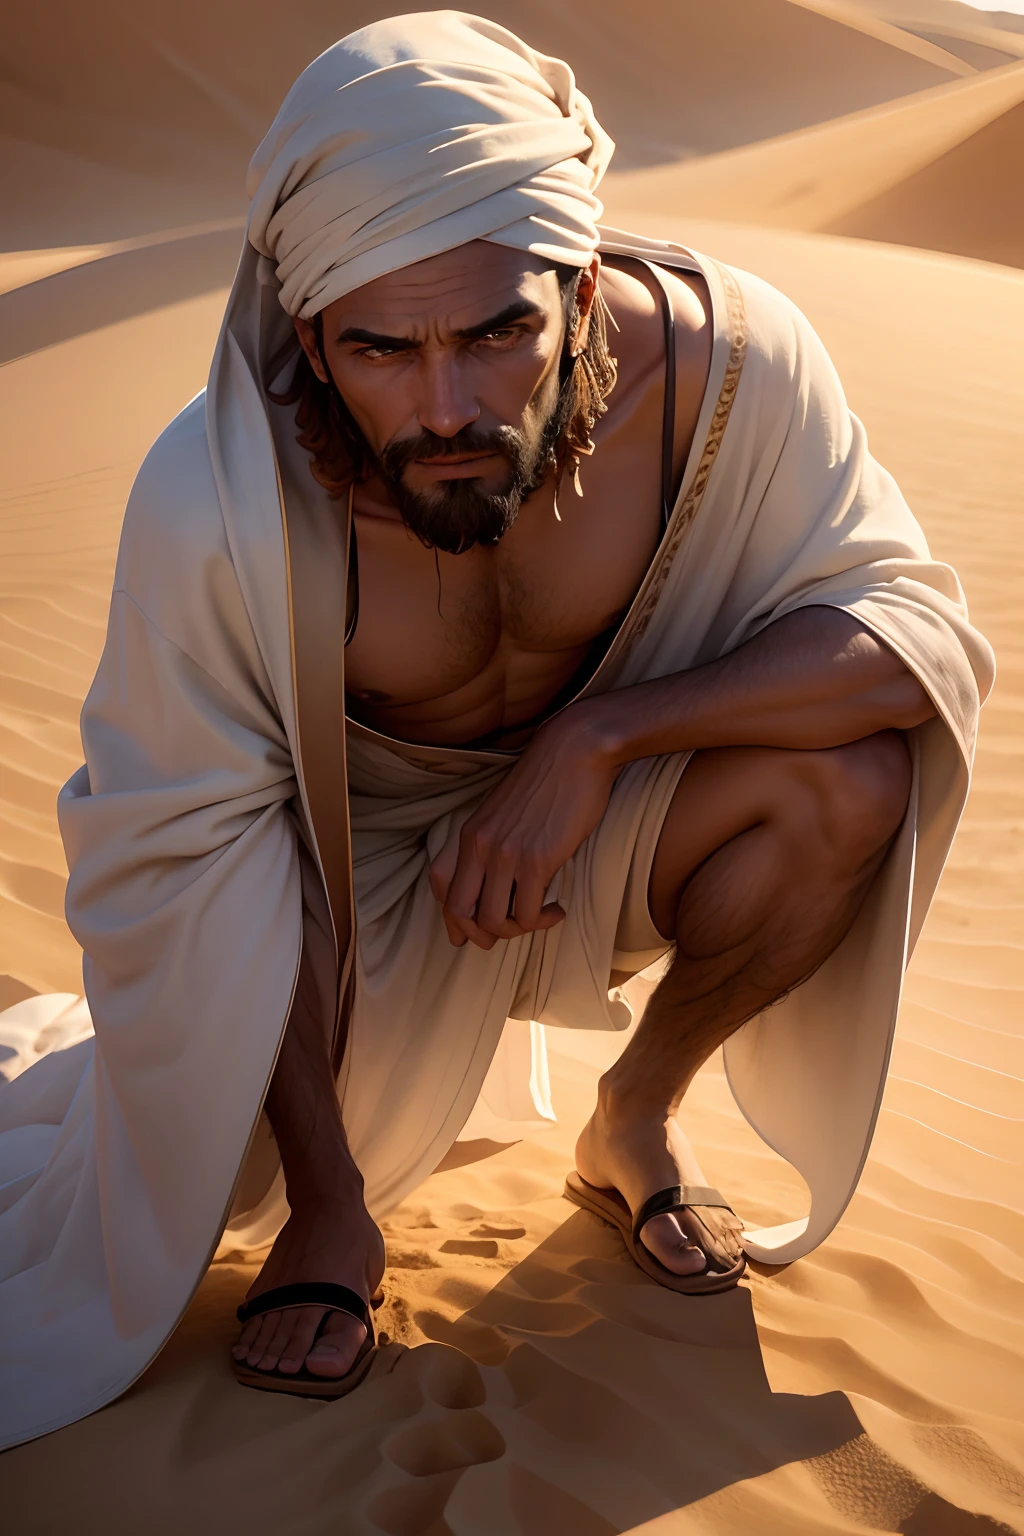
{"left": 232, "top": 1193, "right": 386, "bottom": 1379}
{"left": 574, "top": 1098, "right": 744, "bottom": 1276}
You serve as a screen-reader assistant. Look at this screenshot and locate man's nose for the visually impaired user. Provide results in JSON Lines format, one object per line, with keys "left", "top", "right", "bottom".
{"left": 416, "top": 352, "right": 480, "bottom": 439}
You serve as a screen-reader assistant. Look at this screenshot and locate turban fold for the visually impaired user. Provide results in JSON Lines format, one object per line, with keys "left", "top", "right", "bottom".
{"left": 245, "top": 10, "right": 615, "bottom": 317}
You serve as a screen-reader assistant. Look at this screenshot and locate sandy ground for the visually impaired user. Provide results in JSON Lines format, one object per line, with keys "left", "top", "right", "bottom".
{"left": 847, "top": 0, "right": 1024, "bottom": 69}
{"left": 2, "top": 3, "right": 1023, "bottom": 1531}
{"left": 602, "top": 59, "right": 1024, "bottom": 267}
{"left": 3, "top": 0, "right": 970, "bottom": 248}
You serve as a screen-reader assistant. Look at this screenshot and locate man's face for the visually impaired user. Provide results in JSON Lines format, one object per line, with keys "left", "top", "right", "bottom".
{"left": 294, "top": 242, "right": 596, "bottom": 553}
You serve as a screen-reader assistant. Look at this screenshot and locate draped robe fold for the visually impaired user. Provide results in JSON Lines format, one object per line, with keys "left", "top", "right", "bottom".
{"left": 0, "top": 234, "right": 993, "bottom": 1449}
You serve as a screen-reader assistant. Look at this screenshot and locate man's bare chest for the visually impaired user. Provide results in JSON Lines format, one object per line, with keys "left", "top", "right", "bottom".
{"left": 343, "top": 415, "right": 667, "bottom": 737}
{"left": 342, "top": 262, "right": 711, "bottom": 744}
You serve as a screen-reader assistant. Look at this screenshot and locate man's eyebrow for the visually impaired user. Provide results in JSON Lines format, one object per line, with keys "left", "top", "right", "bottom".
{"left": 335, "top": 325, "right": 417, "bottom": 349}
{"left": 453, "top": 299, "right": 544, "bottom": 341}
{"left": 334, "top": 299, "right": 544, "bottom": 350}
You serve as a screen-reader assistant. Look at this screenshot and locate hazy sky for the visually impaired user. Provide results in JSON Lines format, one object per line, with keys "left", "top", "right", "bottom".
{"left": 963, "top": 1, "right": 1024, "bottom": 13}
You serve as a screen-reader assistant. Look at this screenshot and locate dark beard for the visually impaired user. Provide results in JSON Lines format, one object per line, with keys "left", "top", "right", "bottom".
{"left": 375, "top": 389, "right": 569, "bottom": 556}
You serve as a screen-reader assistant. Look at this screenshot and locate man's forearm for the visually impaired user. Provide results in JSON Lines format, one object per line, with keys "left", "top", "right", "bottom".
{"left": 569, "top": 606, "right": 936, "bottom": 768}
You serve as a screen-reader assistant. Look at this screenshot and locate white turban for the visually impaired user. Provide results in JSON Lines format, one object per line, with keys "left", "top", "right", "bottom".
{"left": 245, "top": 10, "right": 615, "bottom": 318}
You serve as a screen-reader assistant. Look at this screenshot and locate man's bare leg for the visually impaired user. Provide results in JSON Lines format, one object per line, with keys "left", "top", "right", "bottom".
{"left": 232, "top": 959, "right": 385, "bottom": 1378}
{"left": 575, "top": 731, "right": 912, "bottom": 1276}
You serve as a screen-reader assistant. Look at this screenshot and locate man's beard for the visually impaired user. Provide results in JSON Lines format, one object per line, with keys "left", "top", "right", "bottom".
{"left": 374, "top": 384, "right": 568, "bottom": 556}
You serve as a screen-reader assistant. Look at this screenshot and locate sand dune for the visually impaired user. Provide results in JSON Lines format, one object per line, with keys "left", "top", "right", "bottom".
{"left": 3, "top": 0, "right": 971, "bottom": 247}
{"left": 2, "top": 1, "right": 1023, "bottom": 1525}
{"left": 603, "top": 59, "right": 1024, "bottom": 269}
{"left": 828, "top": 88, "right": 1024, "bottom": 265}
{"left": 2, "top": 214, "right": 1022, "bottom": 1530}
{"left": 900, "top": 24, "right": 1024, "bottom": 69}
{"left": 848, "top": 0, "right": 1024, "bottom": 64}
{"left": 853, "top": 0, "right": 1024, "bottom": 35}
{"left": 0, "top": 221, "right": 243, "bottom": 368}
{"left": 0, "top": 285, "right": 231, "bottom": 1003}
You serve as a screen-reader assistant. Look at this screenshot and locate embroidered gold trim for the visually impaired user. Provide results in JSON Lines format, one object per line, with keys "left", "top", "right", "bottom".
{"left": 627, "top": 260, "right": 748, "bottom": 647}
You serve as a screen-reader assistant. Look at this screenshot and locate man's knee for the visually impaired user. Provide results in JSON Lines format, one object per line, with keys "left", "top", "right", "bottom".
{"left": 786, "top": 730, "right": 912, "bottom": 868}
{"left": 648, "top": 733, "right": 912, "bottom": 934}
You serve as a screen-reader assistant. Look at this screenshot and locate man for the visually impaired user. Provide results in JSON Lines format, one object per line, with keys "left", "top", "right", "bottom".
{"left": 0, "top": 13, "right": 992, "bottom": 1442}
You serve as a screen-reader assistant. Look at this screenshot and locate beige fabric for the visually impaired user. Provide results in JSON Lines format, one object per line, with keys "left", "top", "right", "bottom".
{"left": 248, "top": 11, "right": 611, "bottom": 318}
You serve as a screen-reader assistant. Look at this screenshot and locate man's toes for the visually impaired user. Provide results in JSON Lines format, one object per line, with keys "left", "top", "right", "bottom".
{"left": 304, "top": 1314, "right": 367, "bottom": 1379}
{"left": 245, "top": 1313, "right": 282, "bottom": 1367}
{"left": 723, "top": 1224, "right": 745, "bottom": 1262}
{"left": 276, "top": 1308, "right": 327, "bottom": 1375}
{"left": 233, "top": 1317, "right": 262, "bottom": 1361}
{"left": 683, "top": 1211, "right": 744, "bottom": 1270}
{"left": 252, "top": 1309, "right": 299, "bottom": 1371}
{"left": 638, "top": 1213, "right": 708, "bottom": 1275}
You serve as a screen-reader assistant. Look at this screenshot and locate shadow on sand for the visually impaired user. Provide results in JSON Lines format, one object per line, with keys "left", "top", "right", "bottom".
{"left": 391, "top": 1211, "right": 1013, "bottom": 1534}
{"left": 0, "top": 1208, "right": 1013, "bottom": 1534}
{"left": 0, "top": 223, "right": 243, "bottom": 367}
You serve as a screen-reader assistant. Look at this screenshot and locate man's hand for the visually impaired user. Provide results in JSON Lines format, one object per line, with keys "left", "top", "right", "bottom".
{"left": 428, "top": 716, "right": 618, "bottom": 949}
{"left": 427, "top": 606, "right": 935, "bottom": 951}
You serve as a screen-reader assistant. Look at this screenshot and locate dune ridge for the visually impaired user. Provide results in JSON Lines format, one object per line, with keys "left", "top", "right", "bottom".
{"left": 2, "top": 0, "right": 970, "bottom": 247}
{"left": 602, "top": 59, "right": 1024, "bottom": 268}
{"left": 792, "top": 0, "right": 977, "bottom": 68}
{"left": 849, "top": 0, "right": 1024, "bottom": 62}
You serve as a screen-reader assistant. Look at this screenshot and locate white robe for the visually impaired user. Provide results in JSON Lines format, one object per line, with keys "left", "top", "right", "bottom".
{"left": 0, "top": 235, "right": 993, "bottom": 1450}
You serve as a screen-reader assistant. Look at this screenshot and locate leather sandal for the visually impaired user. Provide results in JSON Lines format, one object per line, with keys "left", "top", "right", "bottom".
{"left": 233, "top": 1281, "right": 382, "bottom": 1398}
{"left": 564, "top": 1171, "right": 746, "bottom": 1294}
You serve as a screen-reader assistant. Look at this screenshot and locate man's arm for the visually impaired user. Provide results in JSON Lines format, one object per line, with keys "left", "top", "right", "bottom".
{"left": 575, "top": 605, "right": 934, "bottom": 760}
{"left": 428, "top": 606, "right": 935, "bottom": 949}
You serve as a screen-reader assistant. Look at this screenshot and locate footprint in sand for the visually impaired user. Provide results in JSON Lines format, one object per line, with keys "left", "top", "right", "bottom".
{"left": 367, "top": 1348, "right": 504, "bottom": 1535}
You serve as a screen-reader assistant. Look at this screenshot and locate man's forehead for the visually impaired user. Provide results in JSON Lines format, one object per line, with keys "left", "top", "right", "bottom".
{"left": 325, "top": 241, "right": 560, "bottom": 329}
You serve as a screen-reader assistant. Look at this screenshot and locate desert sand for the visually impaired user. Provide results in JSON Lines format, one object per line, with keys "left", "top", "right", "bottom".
{"left": 602, "top": 58, "right": 1024, "bottom": 267}
{"left": 1, "top": 3, "right": 1022, "bottom": 1532}
{"left": 844, "top": 1, "right": 1024, "bottom": 68}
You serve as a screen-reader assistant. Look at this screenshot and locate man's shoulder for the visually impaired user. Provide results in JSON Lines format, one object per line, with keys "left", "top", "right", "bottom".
{"left": 112, "top": 392, "right": 250, "bottom": 655}
{"left": 601, "top": 229, "right": 833, "bottom": 388}
{"left": 126, "top": 393, "right": 220, "bottom": 540}
{"left": 716, "top": 263, "right": 813, "bottom": 363}
{"left": 115, "top": 393, "right": 230, "bottom": 589}
{"left": 716, "top": 263, "right": 848, "bottom": 413}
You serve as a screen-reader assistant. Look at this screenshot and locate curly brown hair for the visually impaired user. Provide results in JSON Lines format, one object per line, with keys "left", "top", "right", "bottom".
{"left": 270, "top": 267, "right": 618, "bottom": 501}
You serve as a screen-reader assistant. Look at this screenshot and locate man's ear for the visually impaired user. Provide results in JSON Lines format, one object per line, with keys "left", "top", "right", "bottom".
{"left": 293, "top": 314, "right": 330, "bottom": 384}
{"left": 571, "top": 255, "right": 602, "bottom": 355}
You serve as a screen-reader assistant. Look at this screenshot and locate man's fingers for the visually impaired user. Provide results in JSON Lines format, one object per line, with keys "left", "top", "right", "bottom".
{"left": 443, "top": 828, "right": 488, "bottom": 933}
{"left": 445, "top": 909, "right": 499, "bottom": 949}
{"left": 510, "top": 866, "right": 567, "bottom": 934}
{"left": 474, "top": 846, "right": 520, "bottom": 936}
{"left": 428, "top": 829, "right": 460, "bottom": 905}
{"left": 509, "top": 869, "right": 547, "bottom": 931}
{"left": 436, "top": 821, "right": 568, "bottom": 948}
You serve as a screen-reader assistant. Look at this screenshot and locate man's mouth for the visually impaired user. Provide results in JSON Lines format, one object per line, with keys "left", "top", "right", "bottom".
{"left": 412, "top": 450, "right": 501, "bottom": 479}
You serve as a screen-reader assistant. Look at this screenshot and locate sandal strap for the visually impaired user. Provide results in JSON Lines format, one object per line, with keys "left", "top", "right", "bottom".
{"left": 236, "top": 1282, "right": 371, "bottom": 1327}
{"left": 631, "top": 1185, "right": 733, "bottom": 1244}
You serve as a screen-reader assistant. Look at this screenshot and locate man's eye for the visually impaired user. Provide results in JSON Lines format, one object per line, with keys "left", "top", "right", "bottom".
{"left": 479, "top": 328, "right": 519, "bottom": 346}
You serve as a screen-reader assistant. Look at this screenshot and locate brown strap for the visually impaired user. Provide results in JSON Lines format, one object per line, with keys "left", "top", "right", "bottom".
{"left": 640, "top": 260, "right": 678, "bottom": 533}
{"left": 632, "top": 1185, "right": 733, "bottom": 1245}
{"left": 237, "top": 1282, "right": 370, "bottom": 1329}
{"left": 344, "top": 482, "right": 359, "bottom": 647}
